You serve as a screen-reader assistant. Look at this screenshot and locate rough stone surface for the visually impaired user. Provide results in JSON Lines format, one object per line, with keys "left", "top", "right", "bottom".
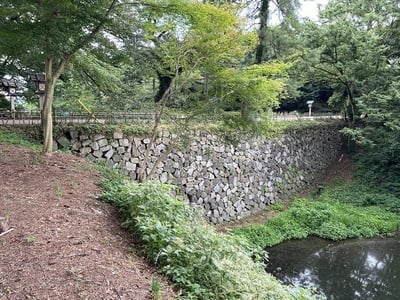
{"left": 56, "top": 123, "right": 343, "bottom": 224}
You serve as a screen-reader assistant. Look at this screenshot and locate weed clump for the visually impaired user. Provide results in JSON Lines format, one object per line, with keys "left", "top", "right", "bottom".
{"left": 100, "top": 169, "right": 319, "bottom": 299}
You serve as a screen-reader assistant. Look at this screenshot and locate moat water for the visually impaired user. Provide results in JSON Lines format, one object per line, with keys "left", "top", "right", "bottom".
{"left": 265, "top": 233, "right": 400, "bottom": 300}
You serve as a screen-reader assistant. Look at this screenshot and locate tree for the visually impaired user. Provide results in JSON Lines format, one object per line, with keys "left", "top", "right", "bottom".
{"left": 212, "top": 61, "right": 289, "bottom": 120}
{"left": 136, "top": 1, "right": 260, "bottom": 180}
{"left": 254, "top": 0, "right": 300, "bottom": 64}
{"left": 303, "top": 0, "right": 400, "bottom": 178}
{"left": 301, "top": 0, "right": 390, "bottom": 123}
{"left": 0, "top": 0, "right": 133, "bottom": 152}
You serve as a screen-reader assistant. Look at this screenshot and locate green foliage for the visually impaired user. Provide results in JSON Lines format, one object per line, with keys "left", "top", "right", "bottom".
{"left": 233, "top": 197, "right": 400, "bottom": 249}
{"left": 57, "top": 123, "right": 153, "bottom": 139}
{"left": 267, "top": 203, "right": 285, "bottom": 212}
{"left": 99, "top": 174, "right": 316, "bottom": 299}
{"left": 0, "top": 96, "right": 10, "bottom": 110}
{"left": 301, "top": 0, "right": 400, "bottom": 175}
{"left": 321, "top": 180, "right": 400, "bottom": 215}
{"left": 344, "top": 81, "right": 400, "bottom": 180}
{"left": 218, "top": 112, "right": 279, "bottom": 139}
{"left": 151, "top": 276, "right": 163, "bottom": 300}
{"left": 0, "top": 127, "right": 41, "bottom": 149}
{"left": 214, "top": 61, "right": 290, "bottom": 118}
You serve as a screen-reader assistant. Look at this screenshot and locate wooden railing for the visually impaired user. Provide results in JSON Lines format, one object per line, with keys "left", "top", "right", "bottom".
{"left": 0, "top": 110, "right": 343, "bottom": 125}
{"left": 0, "top": 110, "right": 155, "bottom": 125}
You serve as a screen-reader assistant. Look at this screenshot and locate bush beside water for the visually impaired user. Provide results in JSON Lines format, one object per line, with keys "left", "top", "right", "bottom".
{"left": 100, "top": 169, "right": 319, "bottom": 299}
{"left": 232, "top": 185, "right": 400, "bottom": 249}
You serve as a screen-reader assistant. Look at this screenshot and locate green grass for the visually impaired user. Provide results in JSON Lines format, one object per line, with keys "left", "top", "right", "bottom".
{"left": 232, "top": 181, "right": 400, "bottom": 249}
{"left": 0, "top": 127, "right": 41, "bottom": 149}
{"left": 320, "top": 180, "right": 400, "bottom": 214}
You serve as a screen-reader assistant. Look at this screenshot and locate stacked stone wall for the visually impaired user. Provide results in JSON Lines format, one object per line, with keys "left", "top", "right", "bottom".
{"left": 57, "top": 123, "right": 343, "bottom": 224}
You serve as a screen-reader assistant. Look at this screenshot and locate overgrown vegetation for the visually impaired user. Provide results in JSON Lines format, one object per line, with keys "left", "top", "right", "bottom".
{"left": 99, "top": 168, "right": 320, "bottom": 300}
{"left": 232, "top": 196, "right": 399, "bottom": 249}
{"left": 0, "top": 127, "right": 41, "bottom": 149}
{"left": 232, "top": 152, "right": 400, "bottom": 249}
{"left": 320, "top": 180, "right": 400, "bottom": 215}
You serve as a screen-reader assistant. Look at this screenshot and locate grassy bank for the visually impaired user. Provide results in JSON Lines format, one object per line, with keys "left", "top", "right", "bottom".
{"left": 231, "top": 180, "right": 400, "bottom": 249}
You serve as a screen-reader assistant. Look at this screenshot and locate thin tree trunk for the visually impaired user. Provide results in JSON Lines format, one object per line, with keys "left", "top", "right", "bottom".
{"left": 42, "top": 57, "right": 67, "bottom": 153}
{"left": 137, "top": 74, "right": 177, "bottom": 182}
{"left": 146, "top": 115, "right": 193, "bottom": 179}
{"left": 42, "top": 58, "right": 54, "bottom": 153}
{"left": 255, "top": 0, "right": 269, "bottom": 64}
{"left": 40, "top": 0, "right": 117, "bottom": 153}
{"left": 137, "top": 57, "right": 202, "bottom": 182}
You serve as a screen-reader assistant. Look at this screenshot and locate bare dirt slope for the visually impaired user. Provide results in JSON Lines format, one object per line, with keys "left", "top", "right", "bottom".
{"left": 0, "top": 144, "right": 176, "bottom": 300}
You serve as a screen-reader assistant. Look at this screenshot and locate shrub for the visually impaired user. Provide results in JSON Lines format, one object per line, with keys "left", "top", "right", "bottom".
{"left": 99, "top": 174, "right": 318, "bottom": 299}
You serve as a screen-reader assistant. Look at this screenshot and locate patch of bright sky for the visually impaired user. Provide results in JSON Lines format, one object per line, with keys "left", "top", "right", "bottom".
{"left": 266, "top": 0, "right": 328, "bottom": 26}
{"left": 299, "top": 0, "right": 328, "bottom": 21}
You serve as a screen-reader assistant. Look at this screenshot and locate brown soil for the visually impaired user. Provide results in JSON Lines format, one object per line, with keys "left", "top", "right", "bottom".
{"left": 0, "top": 144, "right": 176, "bottom": 300}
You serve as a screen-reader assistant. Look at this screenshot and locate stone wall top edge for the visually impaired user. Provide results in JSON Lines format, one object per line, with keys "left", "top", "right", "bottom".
{"left": 58, "top": 120, "right": 344, "bottom": 143}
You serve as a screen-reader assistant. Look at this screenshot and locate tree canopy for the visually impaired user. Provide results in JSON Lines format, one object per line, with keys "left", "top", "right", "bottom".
{"left": 301, "top": 0, "right": 400, "bottom": 177}
{"left": 1, "top": 0, "right": 400, "bottom": 179}
{"left": 1, "top": 0, "right": 291, "bottom": 151}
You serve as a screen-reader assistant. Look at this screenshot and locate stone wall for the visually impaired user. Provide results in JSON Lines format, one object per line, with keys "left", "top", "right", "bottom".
{"left": 57, "top": 123, "right": 343, "bottom": 224}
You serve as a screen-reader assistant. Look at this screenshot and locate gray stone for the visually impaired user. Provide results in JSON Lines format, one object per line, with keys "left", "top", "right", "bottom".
{"left": 130, "top": 157, "right": 140, "bottom": 164}
{"left": 69, "top": 131, "right": 79, "bottom": 139}
{"left": 104, "top": 149, "right": 114, "bottom": 159}
{"left": 113, "top": 131, "right": 123, "bottom": 139}
{"left": 100, "top": 145, "right": 112, "bottom": 152}
{"left": 80, "top": 147, "right": 92, "bottom": 155}
{"left": 91, "top": 142, "right": 100, "bottom": 151}
{"left": 120, "top": 138, "right": 129, "bottom": 147}
{"left": 105, "top": 159, "right": 115, "bottom": 168}
{"left": 71, "top": 141, "right": 81, "bottom": 151}
{"left": 98, "top": 139, "right": 108, "bottom": 148}
{"left": 86, "top": 154, "right": 96, "bottom": 162}
{"left": 93, "top": 150, "right": 103, "bottom": 158}
{"left": 133, "top": 137, "right": 142, "bottom": 147}
{"left": 117, "top": 146, "right": 126, "bottom": 154}
{"left": 56, "top": 136, "right": 70, "bottom": 149}
{"left": 160, "top": 172, "right": 168, "bottom": 183}
{"left": 93, "top": 134, "right": 105, "bottom": 141}
{"left": 82, "top": 139, "right": 91, "bottom": 147}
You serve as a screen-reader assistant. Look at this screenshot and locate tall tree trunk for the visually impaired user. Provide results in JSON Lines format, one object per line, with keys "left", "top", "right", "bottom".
{"left": 42, "top": 58, "right": 54, "bottom": 153}
{"left": 255, "top": 0, "right": 269, "bottom": 64}
{"left": 42, "top": 57, "right": 67, "bottom": 153}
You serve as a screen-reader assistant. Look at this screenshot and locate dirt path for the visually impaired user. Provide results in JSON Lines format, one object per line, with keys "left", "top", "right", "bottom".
{"left": 0, "top": 144, "right": 175, "bottom": 300}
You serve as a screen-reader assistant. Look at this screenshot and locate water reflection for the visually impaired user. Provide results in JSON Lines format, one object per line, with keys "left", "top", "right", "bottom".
{"left": 265, "top": 234, "right": 400, "bottom": 300}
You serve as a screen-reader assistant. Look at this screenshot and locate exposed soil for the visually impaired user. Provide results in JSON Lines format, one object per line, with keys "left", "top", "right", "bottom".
{"left": 0, "top": 144, "right": 176, "bottom": 300}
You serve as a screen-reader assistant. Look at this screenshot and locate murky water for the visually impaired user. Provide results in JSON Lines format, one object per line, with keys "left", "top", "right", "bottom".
{"left": 265, "top": 233, "right": 400, "bottom": 300}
